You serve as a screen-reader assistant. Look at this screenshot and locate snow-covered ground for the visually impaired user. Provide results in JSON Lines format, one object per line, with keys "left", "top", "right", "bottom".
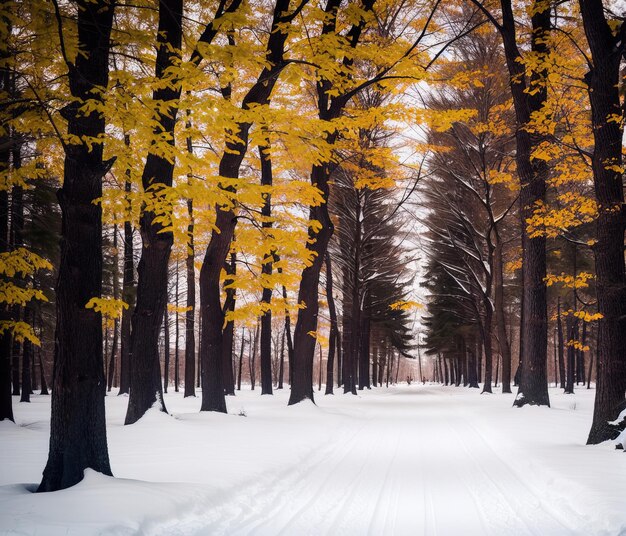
{"left": 0, "top": 384, "right": 624, "bottom": 535}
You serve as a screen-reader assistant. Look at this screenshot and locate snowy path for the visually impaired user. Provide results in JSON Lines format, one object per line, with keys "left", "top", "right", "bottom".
{"left": 168, "top": 388, "right": 579, "bottom": 536}
{"left": 1, "top": 385, "right": 625, "bottom": 535}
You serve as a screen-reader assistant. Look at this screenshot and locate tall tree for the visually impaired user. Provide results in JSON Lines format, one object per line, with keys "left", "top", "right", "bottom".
{"left": 470, "top": 0, "right": 552, "bottom": 406}
{"left": 578, "top": 1, "right": 626, "bottom": 443}
{"left": 199, "top": 0, "right": 302, "bottom": 412}
{"left": 125, "top": 0, "right": 183, "bottom": 424}
{"left": 38, "top": 0, "right": 115, "bottom": 491}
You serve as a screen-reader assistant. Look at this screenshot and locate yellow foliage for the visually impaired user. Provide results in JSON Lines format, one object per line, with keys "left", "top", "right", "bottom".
{"left": 85, "top": 297, "right": 129, "bottom": 320}
{"left": 0, "top": 320, "right": 41, "bottom": 346}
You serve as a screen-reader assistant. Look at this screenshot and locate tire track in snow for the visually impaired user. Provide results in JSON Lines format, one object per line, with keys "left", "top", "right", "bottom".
{"left": 454, "top": 414, "right": 583, "bottom": 534}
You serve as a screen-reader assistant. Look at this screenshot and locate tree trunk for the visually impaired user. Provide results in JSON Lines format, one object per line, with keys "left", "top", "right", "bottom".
{"left": 564, "top": 311, "right": 575, "bottom": 394}
{"left": 493, "top": 232, "right": 512, "bottom": 393}
{"left": 499, "top": 0, "right": 550, "bottom": 408}
{"left": 557, "top": 297, "right": 566, "bottom": 389}
{"left": 237, "top": 327, "right": 245, "bottom": 391}
{"left": 174, "top": 259, "right": 179, "bottom": 392}
{"left": 118, "top": 175, "right": 134, "bottom": 396}
{"left": 20, "top": 305, "right": 32, "bottom": 402}
{"left": 39, "top": 0, "right": 114, "bottom": 491}
{"left": 107, "top": 318, "right": 118, "bottom": 392}
{"left": 277, "top": 328, "right": 285, "bottom": 389}
{"left": 579, "top": 0, "right": 626, "bottom": 443}
{"left": 259, "top": 142, "right": 274, "bottom": 395}
{"left": 221, "top": 251, "right": 236, "bottom": 396}
{"left": 325, "top": 254, "right": 338, "bottom": 394}
{"left": 163, "top": 307, "right": 170, "bottom": 394}
{"left": 358, "top": 314, "right": 370, "bottom": 390}
{"left": 0, "top": 27, "right": 13, "bottom": 421}
{"left": 200, "top": 0, "right": 293, "bottom": 412}
{"left": 578, "top": 322, "right": 586, "bottom": 385}
{"left": 38, "top": 348, "right": 48, "bottom": 396}
{"left": 289, "top": 168, "right": 334, "bottom": 404}
{"left": 184, "top": 198, "right": 196, "bottom": 397}
{"left": 107, "top": 225, "right": 120, "bottom": 392}
{"left": 125, "top": 0, "right": 182, "bottom": 424}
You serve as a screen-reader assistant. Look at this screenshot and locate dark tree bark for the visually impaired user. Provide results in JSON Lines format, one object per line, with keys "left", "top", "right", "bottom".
{"left": 577, "top": 322, "right": 586, "bottom": 385}
{"left": 259, "top": 142, "right": 274, "bottom": 395}
{"left": 38, "top": 0, "right": 114, "bottom": 491}
{"left": 467, "top": 346, "right": 479, "bottom": 388}
{"left": 38, "top": 347, "right": 48, "bottom": 396}
{"left": 276, "top": 271, "right": 294, "bottom": 386}
{"left": 200, "top": 0, "right": 296, "bottom": 412}
{"left": 564, "top": 310, "right": 575, "bottom": 394}
{"left": 372, "top": 343, "right": 378, "bottom": 387}
{"left": 578, "top": 0, "right": 626, "bottom": 444}
{"left": 290, "top": 0, "right": 375, "bottom": 405}
{"left": 481, "top": 304, "right": 493, "bottom": 393}
{"left": 498, "top": 0, "right": 551, "bottom": 408}
{"left": 107, "top": 225, "right": 120, "bottom": 392}
{"left": 325, "top": 254, "right": 338, "bottom": 395}
{"left": 222, "top": 251, "right": 236, "bottom": 396}
{"left": 557, "top": 297, "right": 565, "bottom": 389}
{"left": 107, "top": 320, "right": 118, "bottom": 392}
{"left": 174, "top": 260, "right": 180, "bottom": 392}
{"left": 163, "top": 306, "right": 170, "bottom": 393}
{"left": 278, "top": 328, "right": 285, "bottom": 389}
{"left": 358, "top": 314, "right": 371, "bottom": 389}
{"left": 0, "top": 5, "right": 13, "bottom": 421}
{"left": 118, "top": 171, "right": 133, "bottom": 396}
{"left": 236, "top": 327, "right": 245, "bottom": 391}
{"left": 19, "top": 305, "right": 32, "bottom": 402}
{"left": 125, "top": 0, "right": 183, "bottom": 424}
{"left": 184, "top": 198, "right": 196, "bottom": 397}
{"left": 493, "top": 233, "right": 511, "bottom": 393}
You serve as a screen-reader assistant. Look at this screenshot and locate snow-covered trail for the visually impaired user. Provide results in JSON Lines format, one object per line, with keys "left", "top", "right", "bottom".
{"left": 168, "top": 388, "right": 578, "bottom": 536}
{"left": 1, "top": 385, "right": 624, "bottom": 535}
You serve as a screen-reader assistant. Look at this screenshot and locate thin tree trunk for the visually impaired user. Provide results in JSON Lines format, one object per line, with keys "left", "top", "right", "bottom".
{"left": 0, "top": 37, "right": 13, "bottom": 420}
{"left": 20, "top": 305, "right": 32, "bottom": 402}
{"left": 578, "top": 322, "right": 587, "bottom": 385}
{"left": 38, "top": 348, "right": 48, "bottom": 396}
{"left": 557, "top": 297, "right": 566, "bottom": 389}
{"left": 278, "top": 328, "right": 285, "bottom": 389}
{"left": 175, "top": 259, "right": 179, "bottom": 392}
{"left": 163, "top": 307, "right": 170, "bottom": 394}
{"left": 118, "top": 169, "right": 133, "bottom": 396}
{"left": 325, "top": 254, "right": 338, "bottom": 395}
{"left": 237, "top": 327, "right": 245, "bottom": 391}
{"left": 564, "top": 311, "right": 576, "bottom": 394}
{"left": 493, "top": 232, "right": 512, "bottom": 393}
{"left": 108, "top": 225, "right": 120, "bottom": 392}
{"left": 107, "top": 319, "right": 118, "bottom": 392}
{"left": 222, "top": 251, "right": 236, "bottom": 396}
{"left": 184, "top": 198, "right": 196, "bottom": 397}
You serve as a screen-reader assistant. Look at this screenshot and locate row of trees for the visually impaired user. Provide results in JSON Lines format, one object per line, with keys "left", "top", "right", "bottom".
{"left": 0, "top": 0, "right": 624, "bottom": 493}
{"left": 419, "top": 0, "right": 625, "bottom": 443}
{"left": 0, "top": 0, "right": 443, "bottom": 491}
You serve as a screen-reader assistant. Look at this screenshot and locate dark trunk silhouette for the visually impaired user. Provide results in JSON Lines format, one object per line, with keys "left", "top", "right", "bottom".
{"left": 579, "top": 0, "right": 626, "bottom": 444}
{"left": 38, "top": 0, "right": 114, "bottom": 491}
{"left": 125, "top": 0, "right": 183, "bottom": 424}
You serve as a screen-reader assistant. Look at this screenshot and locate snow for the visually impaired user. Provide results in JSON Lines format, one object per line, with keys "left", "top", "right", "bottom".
{"left": 1, "top": 385, "right": 625, "bottom": 535}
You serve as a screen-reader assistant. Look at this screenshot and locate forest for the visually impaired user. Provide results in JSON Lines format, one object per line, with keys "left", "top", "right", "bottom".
{"left": 0, "top": 0, "right": 625, "bottom": 514}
